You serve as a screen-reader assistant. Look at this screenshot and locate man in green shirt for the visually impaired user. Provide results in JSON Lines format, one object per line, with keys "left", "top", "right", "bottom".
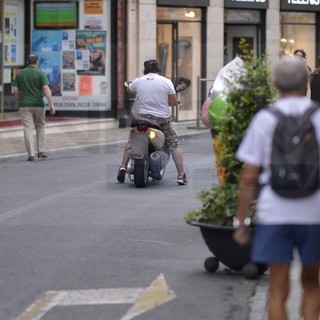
{"left": 12, "top": 54, "right": 55, "bottom": 161}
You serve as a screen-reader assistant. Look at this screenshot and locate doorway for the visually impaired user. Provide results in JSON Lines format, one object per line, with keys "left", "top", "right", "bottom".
{"left": 157, "top": 8, "right": 202, "bottom": 121}
{"left": 225, "top": 25, "right": 260, "bottom": 64}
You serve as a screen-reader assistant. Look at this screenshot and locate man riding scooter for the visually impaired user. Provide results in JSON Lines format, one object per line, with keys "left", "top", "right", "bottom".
{"left": 117, "top": 59, "right": 187, "bottom": 185}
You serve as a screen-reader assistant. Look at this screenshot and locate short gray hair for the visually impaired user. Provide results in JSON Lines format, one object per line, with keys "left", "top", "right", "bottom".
{"left": 273, "top": 56, "right": 309, "bottom": 93}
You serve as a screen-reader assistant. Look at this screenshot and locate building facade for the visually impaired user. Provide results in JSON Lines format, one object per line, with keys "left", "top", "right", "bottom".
{"left": 1, "top": 0, "right": 320, "bottom": 121}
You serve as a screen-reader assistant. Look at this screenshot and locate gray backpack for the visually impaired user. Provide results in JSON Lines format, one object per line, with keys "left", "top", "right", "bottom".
{"left": 268, "top": 104, "right": 320, "bottom": 198}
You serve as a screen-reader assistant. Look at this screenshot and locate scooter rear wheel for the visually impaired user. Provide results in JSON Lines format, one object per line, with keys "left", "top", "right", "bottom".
{"left": 134, "top": 158, "right": 149, "bottom": 188}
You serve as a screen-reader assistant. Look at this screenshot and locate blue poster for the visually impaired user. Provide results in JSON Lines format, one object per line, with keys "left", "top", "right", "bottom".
{"left": 32, "top": 30, "right": 63, "bottom": 96}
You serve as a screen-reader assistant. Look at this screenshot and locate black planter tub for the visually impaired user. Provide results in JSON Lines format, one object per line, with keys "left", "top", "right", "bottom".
{"left": 188, "top": 221, "right": 268, "bottom": 279}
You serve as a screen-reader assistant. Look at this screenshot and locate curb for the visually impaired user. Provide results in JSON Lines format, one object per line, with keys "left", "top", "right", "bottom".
{"left": 0, "top": 127, "right": 208, "bottom": 162}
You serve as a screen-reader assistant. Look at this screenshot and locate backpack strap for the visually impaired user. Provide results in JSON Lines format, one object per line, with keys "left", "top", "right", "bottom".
{"left": 302, "top": 102, "right": 320, "bottom": 120}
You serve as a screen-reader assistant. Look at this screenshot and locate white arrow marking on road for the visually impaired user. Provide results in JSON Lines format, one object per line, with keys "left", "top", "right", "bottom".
{"left": 121, "top": 273, "right": 176, "bottom": 320}
{"left": 17, "top": 274, "right": 176, "bottom": 320}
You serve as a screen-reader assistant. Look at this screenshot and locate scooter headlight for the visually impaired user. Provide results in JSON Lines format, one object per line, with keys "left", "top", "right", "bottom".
{"left": 149, "top": 130, "right": 156, "bottom": 140}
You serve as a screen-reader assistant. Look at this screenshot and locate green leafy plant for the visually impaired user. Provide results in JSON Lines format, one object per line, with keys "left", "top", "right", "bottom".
{"left": 186, "top": 43, "right": 277, "bottom": 226}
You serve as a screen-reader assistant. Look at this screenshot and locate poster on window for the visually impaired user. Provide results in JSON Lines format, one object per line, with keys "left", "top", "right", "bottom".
{"left": 4, "top": 0, "right": 18, "bottom": 65}
{"left": 62, "top": 72, "right": 76, "bottom": 92}
{"left": 76, "top": 30, "right": 107, "bottom": 75}
{"left": 31, "top": 29, "right": 110, "bottom": 111}
{"left": 62, "top": 51, "right": 76, "bottom": 70}
{"left": 32, "top": 30, "right": 63, "bottom": 96}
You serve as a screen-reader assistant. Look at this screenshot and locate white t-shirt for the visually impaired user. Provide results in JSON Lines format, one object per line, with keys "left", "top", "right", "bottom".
{"left": 237, "top": 96, "right": 320, "bottom": 225}
{"left": 129, "top": 73, "right": 176, "bottom": 118}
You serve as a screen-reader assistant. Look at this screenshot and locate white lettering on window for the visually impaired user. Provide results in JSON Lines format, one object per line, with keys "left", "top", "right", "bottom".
{"left": 288, "top": 0, "right": 320, "bottom": 5}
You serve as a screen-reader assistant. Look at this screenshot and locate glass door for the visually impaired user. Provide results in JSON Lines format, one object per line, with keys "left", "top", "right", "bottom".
{"left": 157, "top": 7, "right": 202, "bottom": 121}
{"left": 225, "top": 25, "right": 259, "bottom": 64}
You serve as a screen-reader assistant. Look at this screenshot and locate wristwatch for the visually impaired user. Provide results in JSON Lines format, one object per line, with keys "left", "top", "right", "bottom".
{"left": 233, "top": 216, "right": 251, "bottom": 228}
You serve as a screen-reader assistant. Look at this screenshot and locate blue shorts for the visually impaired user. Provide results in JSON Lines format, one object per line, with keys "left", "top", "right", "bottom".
{"left": 252, "top": 224, "right": 320, "bottom": 266}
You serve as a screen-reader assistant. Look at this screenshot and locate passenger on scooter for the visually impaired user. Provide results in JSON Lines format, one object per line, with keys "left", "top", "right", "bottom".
{"left": 117, "top": 59, "right": 187, "bottom": 185}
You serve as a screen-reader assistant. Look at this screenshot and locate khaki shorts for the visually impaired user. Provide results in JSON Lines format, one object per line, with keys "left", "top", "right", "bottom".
{"left": 136, "top": 114, "right": 179, "bottom": 150}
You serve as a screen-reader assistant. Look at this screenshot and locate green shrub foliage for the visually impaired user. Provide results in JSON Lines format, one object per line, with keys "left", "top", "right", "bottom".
{"left": 186, "top": 44, "right": 277, "bottom": 226}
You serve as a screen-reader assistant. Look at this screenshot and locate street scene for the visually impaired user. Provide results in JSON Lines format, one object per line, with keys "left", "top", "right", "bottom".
{"left": 0, "top": 128, "right": 268, "bottom": 320}
{"left": 0, "top": 1, "right": 318, "bottom": 320}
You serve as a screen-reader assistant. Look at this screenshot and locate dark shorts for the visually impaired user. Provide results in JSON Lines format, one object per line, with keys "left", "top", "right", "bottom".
{"left": 137, "top": 114, "right": 179, "bottom": 150}
{"left": 252, "top": 224, "right": 320, "bottom": 266}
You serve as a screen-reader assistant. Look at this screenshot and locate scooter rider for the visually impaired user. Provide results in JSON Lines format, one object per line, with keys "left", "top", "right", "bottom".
{"left": 117, "top": 59, "right": 187, "bottom": 185}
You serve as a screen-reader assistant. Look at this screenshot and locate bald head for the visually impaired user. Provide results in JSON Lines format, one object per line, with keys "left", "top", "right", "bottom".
{"left": 273, "top": 56, "right": 309, "bottom": 94}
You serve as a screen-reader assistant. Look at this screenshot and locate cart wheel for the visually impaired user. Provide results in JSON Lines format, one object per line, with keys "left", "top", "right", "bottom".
{"left": 257, "top": 264, "right": 268, "bottom": 275}
{"left": 204, "top": 257, "right": 219, "bottom": 272}
{"left": 242, "top": 263, "right": 259, "bottom": 280}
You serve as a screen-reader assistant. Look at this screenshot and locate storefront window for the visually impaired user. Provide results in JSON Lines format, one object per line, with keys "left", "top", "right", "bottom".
{"left": 281, "top": 12, "right": 315, "bottom": 24}
{"left": 157, "top": 7, "right": 202, "bottom": 121}
{"left": 280, "top": 12, "right": 316, "bottom": 69}
{"left": 29, "top": 0, "right": 111, "bottom": 112}
{"left": 157, "top": 7, "right": 201, "bottom": 21}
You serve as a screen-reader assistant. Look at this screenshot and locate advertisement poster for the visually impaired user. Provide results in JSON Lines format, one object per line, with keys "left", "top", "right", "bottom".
{"left": 76, "top": 30, "right": 107, "bottom": 75}
{"left": 32, "top": 30, "right": 63, "bottom": 96}
{"left": 4, "top": 1, "right": 18, "bottom": 65}
{"left": 62, "top": 51, "right": 76, "bottom": 69}
{"left": 84, "top": 0, "right": 103, "bottom": 14}
{"left": 31, "top": 29, "right": 109, "bottom": 111}
{"left": 62, "top": 30, "right": 76, "bottom": 50}
{"left": 79, "top": 76, "right": 93, "bottom": 96}
{"left": 83, "top": 1, "right": 104, "bottom": 29}
{"left": 62, "top": 73, "right": 76, "bottom": 92}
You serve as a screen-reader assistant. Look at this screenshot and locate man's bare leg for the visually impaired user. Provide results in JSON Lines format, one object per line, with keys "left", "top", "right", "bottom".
{"left": 301, "top": 263, "right": 320, "bottom": 320}
{"left": 268, "top": 264, "right": 290, "bottom": 320}
{"left": 171, "top": 147, "right": 185, "bottom": 176}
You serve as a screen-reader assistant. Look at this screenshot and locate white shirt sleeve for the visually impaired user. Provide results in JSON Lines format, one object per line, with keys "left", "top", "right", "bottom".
{"left": 236, "top": 110, "right": 273, "bottom": 167}
{"left": 166, "top": 79, "right": 176, "bottom": 95}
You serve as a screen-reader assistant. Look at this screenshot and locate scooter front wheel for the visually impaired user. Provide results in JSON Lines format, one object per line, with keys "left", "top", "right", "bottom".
{"left": 134, "top": 157, "right": 149, "bottom": 188}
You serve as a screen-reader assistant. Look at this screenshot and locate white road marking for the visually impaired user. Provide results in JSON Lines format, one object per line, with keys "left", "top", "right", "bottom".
{"left": 121, "top": 273, "right": 176, "bottom": 320}
{"left": 17, "top": 274, "right": 176, "bottom": 320}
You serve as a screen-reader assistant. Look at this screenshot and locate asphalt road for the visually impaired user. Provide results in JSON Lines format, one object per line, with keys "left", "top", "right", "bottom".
{"left": 0, "top": 133, "right": 264, "bottom": 320}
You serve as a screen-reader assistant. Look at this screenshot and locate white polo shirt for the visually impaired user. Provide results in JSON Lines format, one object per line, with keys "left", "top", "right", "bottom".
{"left": 236, "top": 96, "right": 320, "bottom": 225}
{"left": 129, "top": 73, "right": 176, "bottom": 118}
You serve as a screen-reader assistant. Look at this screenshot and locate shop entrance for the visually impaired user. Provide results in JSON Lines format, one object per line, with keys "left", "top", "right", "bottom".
{"left": 157, "top": 8, "right": 202, "bottom": 121}
{"left": 225, "top": 25, "right": 260, "bottom": 64}
{"left": 224, "top": 9, "right": 263, "bottom": 65}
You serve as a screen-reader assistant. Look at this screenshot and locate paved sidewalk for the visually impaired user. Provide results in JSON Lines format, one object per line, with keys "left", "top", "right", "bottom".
{"left": 0, "top": 113, "right": 209, "bottom": 161}
{"left": 0, "top": 113, "right": 303, "bottom": 319}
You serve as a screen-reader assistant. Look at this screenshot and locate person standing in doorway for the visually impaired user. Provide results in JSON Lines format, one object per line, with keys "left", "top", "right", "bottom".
{"left": 233, "top": 57, "right": 320, "bottom": 320}
{"left": 294, "top": 49, "right": 312, "bottom": 72}
{"left": 12, "top": 54, "right": 55, "bottom": 161}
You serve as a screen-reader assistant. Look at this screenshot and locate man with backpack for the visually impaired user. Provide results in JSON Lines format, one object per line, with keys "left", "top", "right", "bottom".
{"left": 233, "top": 56, "right": 320, "bottom": 320}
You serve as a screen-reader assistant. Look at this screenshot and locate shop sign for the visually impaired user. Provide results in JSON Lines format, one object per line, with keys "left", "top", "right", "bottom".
{"left": 225, "top": 0, "right": 269, "bottom": 9}
{"left": 157, "top": 0, "right": 209, "bottom": 7}
{"left": 281, "top": 0, "right": 320, "bottom": 11}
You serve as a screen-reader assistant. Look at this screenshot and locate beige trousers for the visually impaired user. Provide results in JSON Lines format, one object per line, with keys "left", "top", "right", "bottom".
{"left": 19, "top": 107, "right": 46, "bottom": 157}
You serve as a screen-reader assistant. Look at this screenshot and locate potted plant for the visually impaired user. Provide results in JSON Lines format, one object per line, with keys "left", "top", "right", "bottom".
{"left": 185, "top": 44, "right": 277, "bottom": 278}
